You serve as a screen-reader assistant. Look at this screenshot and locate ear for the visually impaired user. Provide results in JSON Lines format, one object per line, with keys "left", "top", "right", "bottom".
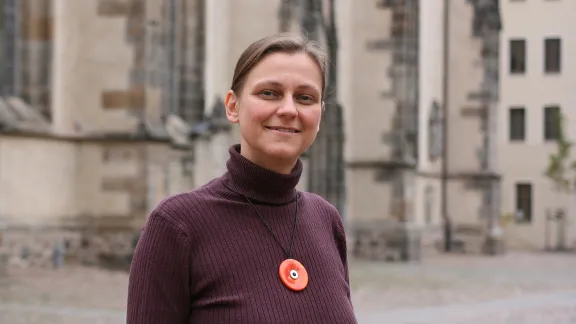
{"left": 224, "top": 90, "right": 240, "bottom": 123}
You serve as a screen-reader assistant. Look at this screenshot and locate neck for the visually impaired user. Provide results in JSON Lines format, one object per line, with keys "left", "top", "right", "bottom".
{"left": 222, "top": 144, "right": 302, "bottom": 204}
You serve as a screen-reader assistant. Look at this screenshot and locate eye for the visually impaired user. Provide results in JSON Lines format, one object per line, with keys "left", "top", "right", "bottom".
{"left": 298, "top": 94, "right": 316, "bottom": 104}
{"left": 259, "top": 90, "right": 279, "bottom": 99}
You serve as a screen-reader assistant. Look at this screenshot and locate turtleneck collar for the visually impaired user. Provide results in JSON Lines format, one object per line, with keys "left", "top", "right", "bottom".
{"left": 222, "top": 144, "right": 302, "bottom": 205}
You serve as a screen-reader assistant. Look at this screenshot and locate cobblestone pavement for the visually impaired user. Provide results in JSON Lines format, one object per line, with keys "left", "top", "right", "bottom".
{"left": 351, "top": 251, "right": 576, "bottom": 323}
{"left": 0, "top": 251, "right": 575, "bottom": 323}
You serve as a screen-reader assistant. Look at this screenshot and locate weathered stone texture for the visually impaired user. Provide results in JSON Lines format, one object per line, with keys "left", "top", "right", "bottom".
{"left": 99, "top": 144, "right": 149, "bottom": 220}
{"left": 101, "top": 87, "right": 145, "bottom": 110}
{"left": 97, "top": 0, "right": 130, "bottom": 16}
{"left": 1, "top": 229, "right": 82, "bottom": 268}
{"left": 101, "top": 91, "right": 131, "bottom": 110}
{"left": 1, "top": 227, "right": 137, "bottom": 268}
{"left": 20, "top": 16, "right": 53, "bottom": 41}
{"left": 101, "top": 177, "right": 140, "bottom": 191}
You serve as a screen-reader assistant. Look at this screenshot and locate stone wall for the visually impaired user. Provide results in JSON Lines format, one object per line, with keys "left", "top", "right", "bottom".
{"left": 0, "top": 133, "right": 192, "bottom": 269}
{"left": 0, "top": 226, "right": 138, "bottom": 269}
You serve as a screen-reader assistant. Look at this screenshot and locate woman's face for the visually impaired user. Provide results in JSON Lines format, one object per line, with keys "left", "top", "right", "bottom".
{"left": 225, "top": 52, "right": 323, "bottom": 173}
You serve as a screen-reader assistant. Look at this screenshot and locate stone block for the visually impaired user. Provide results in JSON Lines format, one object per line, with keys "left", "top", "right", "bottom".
{"left": 130, "top": 86, "right": 146, "bottom": 108}
{"left": 101, "top": 90, "right": 131, "bottom": 109}
{"left": 21, "top": 17, "right": 53, "bottom": 41}
{"left": 97, "top": 0, "right": 130, "bottom": 16}
{"left": 2, "top": 228, "right": 82, "bottom": 269}
{"left": 351, "top": 220, "right": 422, "bottom": 262}
{"left": 101, "top": 87, "right": 145, "bottom": 110}
{"left": 1, "top": 226, "right": 139, "bottom": 269}
{"left": 101, "top": 176, "right": 137, "bottom": 191}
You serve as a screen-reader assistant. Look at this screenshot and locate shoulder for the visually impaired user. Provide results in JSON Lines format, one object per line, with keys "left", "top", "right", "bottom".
{"left": 149, "top": 177, "right": 224, "bottom": 231}
{"left": 300, "top": 191, "right": 344, "bottom": 229}
{"left": 300, "top": 191, "right": 337, "bottom": 213}
{"left": 300, "top": 192, "right": 349, "bottom": 261}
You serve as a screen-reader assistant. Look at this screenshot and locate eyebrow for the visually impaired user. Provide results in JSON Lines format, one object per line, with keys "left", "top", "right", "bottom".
{"left": 253, "top": 80, "right": 320, "bottom": 93}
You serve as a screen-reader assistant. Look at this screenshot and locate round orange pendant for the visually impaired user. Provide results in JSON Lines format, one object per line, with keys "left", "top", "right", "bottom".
{"left": 279, "top": 258, "right": 308, "bottom": 291}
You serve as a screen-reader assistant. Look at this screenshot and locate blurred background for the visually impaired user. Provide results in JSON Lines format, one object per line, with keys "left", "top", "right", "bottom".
{"left": 0, "top": 0, "right": 575, "bottom": 323}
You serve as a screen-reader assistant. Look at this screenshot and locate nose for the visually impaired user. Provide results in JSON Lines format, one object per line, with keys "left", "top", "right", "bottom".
{"left": 276, "top": 97, "right": 298, "bottom": 117}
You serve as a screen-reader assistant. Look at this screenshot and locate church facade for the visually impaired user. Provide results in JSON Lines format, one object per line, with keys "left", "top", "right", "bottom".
{"left": 1, "top": 0, "right": 565, "bottom": 267}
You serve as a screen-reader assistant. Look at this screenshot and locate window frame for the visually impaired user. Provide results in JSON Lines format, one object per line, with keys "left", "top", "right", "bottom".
{"left": 515, "top": 182, "right": 533, "bottom": 223}
{"left": 509, "top": 107, "right": 526, "bottom": 141}
{"left": 544, "top": 105, "right": 560, "bottom": 141}
{"left": 509, "top": 38, "right": 527, "bottom": 75}
{"left": 544, "top": 37, "right": 561, "bottom": 74}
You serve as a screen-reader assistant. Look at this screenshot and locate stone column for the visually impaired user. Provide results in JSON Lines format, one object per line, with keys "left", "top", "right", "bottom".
{"left": 204, "top": 0, "right": 230, "bottom": 116}
{"left": 51, "top": 0, "right": 81, "bottom": 134}
{"left": 192, "top": 0, "right": 231, "bottom": 187}
{"left": 413, "top": 0, "right": 445, "bottom": 228}
{"left": 336, "top": 0, "right": 354, "bottom": 221}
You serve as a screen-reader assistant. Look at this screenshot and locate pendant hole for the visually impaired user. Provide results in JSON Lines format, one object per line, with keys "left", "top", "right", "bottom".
{"left": 290, "top": 269, "right": 299, "bottom": 280}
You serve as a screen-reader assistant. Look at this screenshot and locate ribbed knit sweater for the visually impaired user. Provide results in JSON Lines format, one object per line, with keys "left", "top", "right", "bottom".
{"left": 126, "top": 144, "right": 357, "bottom": 323}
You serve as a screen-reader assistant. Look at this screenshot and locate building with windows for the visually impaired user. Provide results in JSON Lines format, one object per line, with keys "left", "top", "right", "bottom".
{"left": 339, "top": 0, "right": 503, "bottom": 255}
{"left": 498, "top": 0, "right": 576, "bottom": 250}
{"left": 7, "top": 0, "right": 569, "bottom": 266}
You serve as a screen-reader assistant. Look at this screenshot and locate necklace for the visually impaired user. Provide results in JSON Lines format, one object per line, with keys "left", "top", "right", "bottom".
{"left": 244, "top": 193, "right": 308, "bottom": 292}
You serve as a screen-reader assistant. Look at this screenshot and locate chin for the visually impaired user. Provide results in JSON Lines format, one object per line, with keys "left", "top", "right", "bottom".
{"left": 262, "top": 143, "right": 303, "bottom": 161}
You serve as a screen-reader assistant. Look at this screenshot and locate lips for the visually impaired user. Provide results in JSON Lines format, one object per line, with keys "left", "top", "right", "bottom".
{"left": 266, "top": 126, "right": 300, "bottom": 133}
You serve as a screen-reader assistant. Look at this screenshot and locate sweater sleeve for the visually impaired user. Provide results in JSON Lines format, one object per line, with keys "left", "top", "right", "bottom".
{"left": 126, "top": 209, "right": 191, "bottom": 323}
{"left": 332, "top": 210, "right": 353, "bottom": 302}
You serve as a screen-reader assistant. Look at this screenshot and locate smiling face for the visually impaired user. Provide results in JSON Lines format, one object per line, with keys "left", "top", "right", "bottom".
{"left": 225, "top": 52, "right": 324, "bottom": 173}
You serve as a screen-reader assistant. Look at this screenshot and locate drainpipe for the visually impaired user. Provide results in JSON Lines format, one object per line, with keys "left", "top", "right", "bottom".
{"left": 441, "top": 0, "right": 452, "bottom": 252}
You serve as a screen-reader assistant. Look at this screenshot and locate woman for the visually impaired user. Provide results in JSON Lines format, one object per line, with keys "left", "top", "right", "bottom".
{"left": 127, "top": 32, "right": 357, "bottom": 323}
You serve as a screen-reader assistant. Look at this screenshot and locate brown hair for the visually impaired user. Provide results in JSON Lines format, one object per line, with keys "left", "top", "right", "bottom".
{"left": 230, "top": 32, "right": 328, "bottom": 99}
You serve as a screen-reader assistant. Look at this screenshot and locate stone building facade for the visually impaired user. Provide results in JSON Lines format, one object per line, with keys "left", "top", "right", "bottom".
{"left": 1, "top": 0, "right": 566, "bottom": 269}
{"left": 0, "top": 0, "right": 194, "bottom": 267}
{"left": 498, "top": 0, "right": 576, "bottom": 251}
{"left": 338, "top": 0, "right": 502, "bottom": 254}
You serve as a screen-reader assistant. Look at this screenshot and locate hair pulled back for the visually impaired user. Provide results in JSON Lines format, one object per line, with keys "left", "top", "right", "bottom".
{"left": 230, "top": 32, "right": 328, "bottom": 99}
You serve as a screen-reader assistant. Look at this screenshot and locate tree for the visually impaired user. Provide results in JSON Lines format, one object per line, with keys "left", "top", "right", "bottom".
{"left": 544, "top": 111, "right": 575, "bottom": 251}
{"left": 545, "top": 112, "right": 575, "bottom": 194}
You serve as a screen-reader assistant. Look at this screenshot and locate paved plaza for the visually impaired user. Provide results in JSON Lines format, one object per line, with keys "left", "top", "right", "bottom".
{"left": 0, "top": 252, "right": 575, "bottom": 323}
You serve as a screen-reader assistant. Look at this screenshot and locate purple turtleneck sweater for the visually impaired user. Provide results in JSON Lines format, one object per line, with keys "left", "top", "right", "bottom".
{"left": 126, "top": 144, "right": 357, "bottom": 323}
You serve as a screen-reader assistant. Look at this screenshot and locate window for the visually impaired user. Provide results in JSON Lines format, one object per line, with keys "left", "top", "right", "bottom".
{"left": 0, "top": 0, "right": 19, "bottom": 96}
{"left": 428, "top": 101, "right": 443, "bottom": 161}
{"left": 544, "top": 106, "right": 560, "bottom": 141}
{"left": 0, "top": 0, "right": 5, "bottom": 93}
{"left": 509, "top": 107, "right": 526, "bottom": 141}
{"left": 515, "top": 183, "right": 532, "bottom": 223}
{"left": 544, "top": 38, "right": 561, "bottom": 73}
{"left": 509, "top": 39, "right": 526, "bottom": 74}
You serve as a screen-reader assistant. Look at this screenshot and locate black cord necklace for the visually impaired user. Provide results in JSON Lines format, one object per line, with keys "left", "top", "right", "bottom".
{"left": 244, "top": 193, "right": 309, "bottom": 291}
{"left": 244, "top": 193, "right": 299, "bottom": 259}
